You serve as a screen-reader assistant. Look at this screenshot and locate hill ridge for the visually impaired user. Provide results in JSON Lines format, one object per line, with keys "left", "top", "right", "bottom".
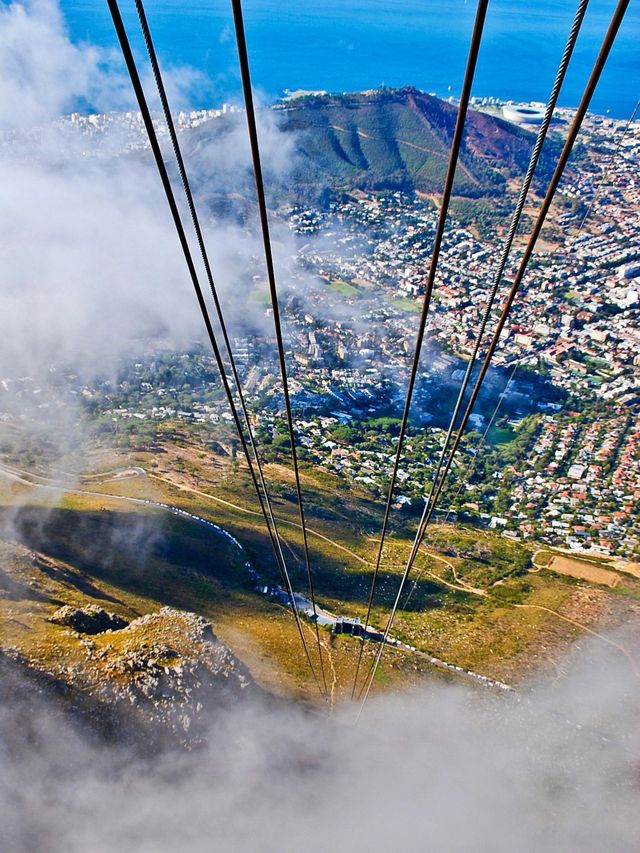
{"left": 267, "top": 85, "right": 550, "bottom": 202}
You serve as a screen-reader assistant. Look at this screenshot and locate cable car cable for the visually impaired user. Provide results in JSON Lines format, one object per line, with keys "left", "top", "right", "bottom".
{"left": 356, "top": 0, "right": 631, "bottom": 716}
{"left": 420, "top": 0, "right": 589, "bottom": 542}
{"left": 230, "top": 0, "right": 327, "bottom": 693}
{"left": 402, "top": 360, "right": 519, "bottom": 609}
{"left": 107, "top": 0, "right": 324, "bottom": 697}
{"left": 405, "top": 89, "right": 639, "bottom": 611}
{"left": 131, "top": 0, "right": 325, "bottom": 693}
{"left": 350, "top": 0, "right": 489, "bottom": 700}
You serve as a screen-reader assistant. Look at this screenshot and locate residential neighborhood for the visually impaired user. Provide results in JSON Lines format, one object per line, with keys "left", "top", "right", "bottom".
{"left": 1, "top": 102, "right": 638, "bottom": 557}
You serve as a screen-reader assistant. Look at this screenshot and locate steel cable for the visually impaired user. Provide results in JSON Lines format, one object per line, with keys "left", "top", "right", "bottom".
{"left": 107, "top": 0, "right": 324, "bottom": 697}
{"left": 404, "top": 91, "right": 638, "bottom": 611}
{"left": 357, "top": 0, "right": 631, "bottom": 716}
{"left": 405, "top": 90, "right": 640, "bottom": 608}
{"left": 402, "top": 360, "right": 519, "bottom": 609}
{"left": 419, "top": 0, "right": 589, "bottom": 540}
{"left": 131, "top": 0, "right": 327, "bottom": 695}
{"left": 576, "top": 96, "right": 639, "bottom": 232}
{"left": 230, "top": 0, "right": 327, "bottom": 693}
{"left": 350, "top": 0, "right": 489, "bottom": 700}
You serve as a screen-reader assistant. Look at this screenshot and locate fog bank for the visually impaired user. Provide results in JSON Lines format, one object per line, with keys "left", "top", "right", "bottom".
{"left": 2, "top": 633, "right": 639, "bottom": 853}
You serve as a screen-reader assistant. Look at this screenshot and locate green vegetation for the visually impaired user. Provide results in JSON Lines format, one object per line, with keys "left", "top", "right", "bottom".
{"left": 268, "top": 87, "right": 553, "bottom": 206}
{"left": 486, "top": 423, "right": 517, "bottom": 445}
{"left": 391, "top": 297, "right": 420, "bottom": 312}
{"left": 327, "top": 279, "right": 360, "bottom": 298}
{"left": 5, "top": 423, "right": 635, "bottom": 708}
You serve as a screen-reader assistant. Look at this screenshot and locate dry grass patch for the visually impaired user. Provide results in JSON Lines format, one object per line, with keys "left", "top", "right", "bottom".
{"left": 548, "top": 555, "right": 622, "bottom": 588}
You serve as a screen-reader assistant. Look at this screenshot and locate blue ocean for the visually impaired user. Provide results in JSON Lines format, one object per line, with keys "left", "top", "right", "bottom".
{"left": 61, "top": 0, "right": 638, "bottom": 117}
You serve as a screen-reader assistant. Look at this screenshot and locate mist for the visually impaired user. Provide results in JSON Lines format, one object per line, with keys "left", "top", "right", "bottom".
{"left": 0, "top": 0, "right": 322, "bottom": 475}
{"left": 0, "top": 0, "right": 201, "bottom": 388}
{"left": 1, "top": 632, "right": 639, "bottom": 853}
{"left": 1, "top": 5, "right": 639, "bottom": 852}
{"left": 2, "top": 0, "right": 317, "bottom": 360}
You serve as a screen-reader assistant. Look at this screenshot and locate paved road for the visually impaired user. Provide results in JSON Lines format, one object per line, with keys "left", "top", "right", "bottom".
{"left": 0, "top": 461, "right": 515, "bottom": 692}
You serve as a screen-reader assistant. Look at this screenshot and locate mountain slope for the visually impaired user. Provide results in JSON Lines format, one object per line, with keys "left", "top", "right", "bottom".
{"left": 185, "top": 86, "right": 557, "bottom": 213}
{"left": 275, "top": 87, "right": 541, "bottom": 199}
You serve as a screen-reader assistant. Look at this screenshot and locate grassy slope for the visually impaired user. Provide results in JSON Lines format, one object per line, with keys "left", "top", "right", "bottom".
{"left": 3, "top": 433, "right": 638, "bottom": 707}
{"left": 275, "top": 88, "right": 544, "bottom": 201}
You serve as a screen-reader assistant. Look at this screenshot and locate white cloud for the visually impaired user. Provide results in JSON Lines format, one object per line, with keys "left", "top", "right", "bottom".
{"left": 0, "top": 0, "right": 304, "bottom": 381}
{"left": 1, "top": 633, "right": 639, "bottom": 852}
{"left": 0, "top": 0, "right": 130, "bottom": 129}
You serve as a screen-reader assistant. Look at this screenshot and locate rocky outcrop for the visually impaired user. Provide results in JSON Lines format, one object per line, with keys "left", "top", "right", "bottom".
{"left": 6, "top": 605, "right": 255, "bottom": 750}
{"left": 48, "top": 605, "right": 129, "bottom": 634}
{"left": 78, "top": 607, "right": 254, "bottom": 747}
{"left": 0, "top": 647, "right": 155, "bottom": 750}
{"left": 0, "top": 539, "right": 258, "bottom": 749}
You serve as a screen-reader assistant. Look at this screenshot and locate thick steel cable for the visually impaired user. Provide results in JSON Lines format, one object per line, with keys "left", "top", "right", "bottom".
{"left": 106, "top": 0, "right": 324, "bottom": 697}
{"left": 357, "top": 0, "right": 631, "bottom": 717}
{"left": 130, "top": 0, "right": 327, "bottom": 695}
{"left": 350, "top": 0, "right": 489, "bottom": 701}
{"left": 230, "top": 0, "right": 327, "bottom": 693}
{"left": 419, "top": 0, "right": 589, "bottom": 539}
{"left": 404, "top": 91, "right": 638, "bottom": 610}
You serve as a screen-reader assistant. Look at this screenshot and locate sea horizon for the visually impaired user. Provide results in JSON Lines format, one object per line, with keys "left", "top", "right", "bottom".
{"left": 59, "top": 0, "right": 639, "bottom": 120}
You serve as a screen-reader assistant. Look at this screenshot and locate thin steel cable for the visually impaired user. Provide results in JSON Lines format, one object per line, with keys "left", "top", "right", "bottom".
{"left": 354, "top": 363, "right": 518, "bottom": 697}
{"left": 402, "top": 360, "right": 519, "bottom": 609}
{"left": 350, "top": 0, "right": 489, "bottom": 700}
{"left": 230, "top": 0, "right": 327, "bottom": 693}
{"left": 405, "top": 0, "right": 630, "bottom": 576}
{"left": 419, "top": 0, "right": 589, "bottom": 545}
{"left": 107, "top": 0, "right": 324, "bottom": 697}
{"left": 130, "top": 0, "right": 327, "bottom": 695}
{"left": 405, "top": 91, "right": 640, "bottom": 605}
{"left": 357, "top": 0, "right": 631, "bottom": 717}
{"left": 576, "top": 96, "right": 639, "bottom": 231}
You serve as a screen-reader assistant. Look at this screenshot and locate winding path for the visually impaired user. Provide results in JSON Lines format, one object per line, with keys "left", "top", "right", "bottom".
{"left": 4, "top": 462, "right": 632, "bottom": 689}
{"left": 514, "top": 603, "right": 640, "bottom": 680}
{"left": 149, "top": 473, "right": 374, "bottom": 566}
{"left": 0, "top": 461, "right": 511, "bottom": 694}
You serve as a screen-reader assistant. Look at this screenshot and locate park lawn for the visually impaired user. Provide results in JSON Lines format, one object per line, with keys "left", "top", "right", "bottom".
{"left": 328, "top": 279, "right": 360, "bottom": 298}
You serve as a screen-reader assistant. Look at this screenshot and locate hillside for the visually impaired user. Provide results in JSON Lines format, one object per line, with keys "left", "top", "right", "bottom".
{"left": 275, "top": 87, "right": 546, "bottom": 200}
{"left": 3, "top": 436, "right": 639, "bottom": 720}
{"left": 186, "top": 87, "right": 556, "bottom": 209}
